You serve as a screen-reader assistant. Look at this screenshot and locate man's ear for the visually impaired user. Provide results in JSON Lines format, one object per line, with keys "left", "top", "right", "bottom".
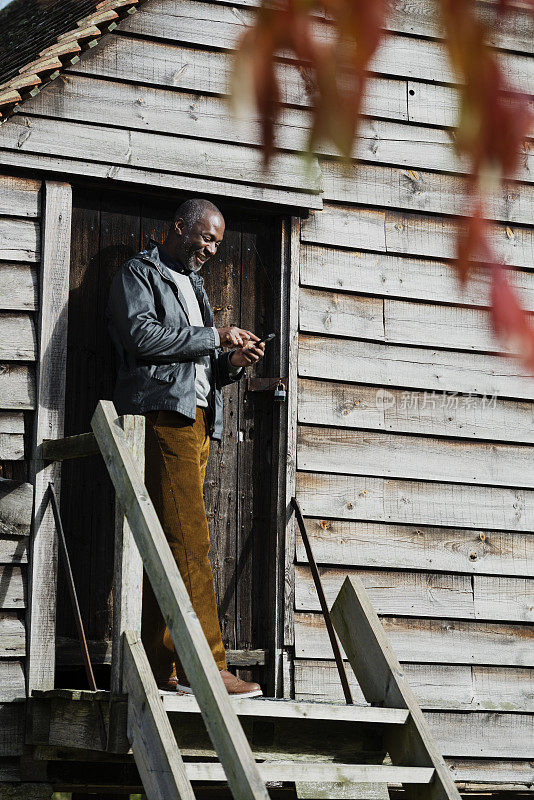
{"left": 174, "top": 218, "right": 185, "bottom": 236}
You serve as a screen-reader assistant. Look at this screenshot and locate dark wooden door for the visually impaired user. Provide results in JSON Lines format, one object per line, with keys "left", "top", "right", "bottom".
{"left": 58, "top": 186, "right": 282, "bottom": 684}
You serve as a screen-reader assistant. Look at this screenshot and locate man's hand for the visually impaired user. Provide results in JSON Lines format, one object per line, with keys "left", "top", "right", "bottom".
{"left": 230, "top": 340, "right": 265, "bottom": 368}
{"left": 216, "top": 326, "right": 259, "bottom": 348}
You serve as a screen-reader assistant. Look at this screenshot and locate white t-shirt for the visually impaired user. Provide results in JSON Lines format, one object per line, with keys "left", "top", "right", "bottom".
{"left": 167, "top": 270, "right": 242, "bottom": 405}
{"left": 168, "top": 269, "right": 218, "bottom": 408}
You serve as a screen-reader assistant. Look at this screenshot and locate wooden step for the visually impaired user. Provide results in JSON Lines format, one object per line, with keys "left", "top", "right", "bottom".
{"left": 184, "top": 761, "right": 434, "bottom": 784}
{"left": 162, "top": 694, "right": 409, "bottom": 725}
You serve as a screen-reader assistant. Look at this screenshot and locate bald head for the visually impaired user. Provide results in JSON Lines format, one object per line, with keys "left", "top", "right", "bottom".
{"left": 164, "top": 197, "right": 225, "bottom": 272}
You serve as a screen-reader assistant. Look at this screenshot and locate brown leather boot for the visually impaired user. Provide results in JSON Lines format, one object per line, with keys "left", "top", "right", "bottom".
{"left": 219, "top": 669, "right": 262, "bottom": 698}
{"left": 158, "top": 671, "right": 262, "bottom": 698}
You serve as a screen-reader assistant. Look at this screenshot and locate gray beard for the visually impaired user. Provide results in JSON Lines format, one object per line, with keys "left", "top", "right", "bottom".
{"left": 187, "top": 254, "right": 203, "bottom": 272}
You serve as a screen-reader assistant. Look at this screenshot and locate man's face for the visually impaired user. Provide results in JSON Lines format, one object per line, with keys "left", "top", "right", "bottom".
{"left": 175, "top": 211, "right": 225, "bottom": 272}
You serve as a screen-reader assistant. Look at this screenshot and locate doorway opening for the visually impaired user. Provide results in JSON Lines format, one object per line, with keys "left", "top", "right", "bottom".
{"left": 57, "top": 185, "right": 287, "bottom": 694}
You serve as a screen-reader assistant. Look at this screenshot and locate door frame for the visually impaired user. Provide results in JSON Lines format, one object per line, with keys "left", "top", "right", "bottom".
{"left": 28, "top": 178, "right": 301, "bottom": 698}
{"left": 267, "top": 217, "right": 299, "bottom": 698}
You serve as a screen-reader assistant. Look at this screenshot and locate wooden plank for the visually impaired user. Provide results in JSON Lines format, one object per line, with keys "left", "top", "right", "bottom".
{"left": 0, "top": 479, "right": 33, "bottom": 537}
{"left": 294, "top": 612, "right": 534, "bottom": 666}
{"left": 408, "top": 78, "right": 534, "bottom": 128}
{"left": 51, "top": 644, "right": 269, "bottom": 667}
{"left": 387, "top": 0, "right": 534, "bottom": 54}
{"left": 183, "top": 762, "right": 434, "bottom": 784}
{"left": 446, "top": 758, "right": 534, "bottom": 787}
{"left": 121, "top": 2, "right": 533, "bottom": 92}
{"left": 0, "top": 612, "right": 25, "bottom": 657}
{"left": 284, "top": 219, "right": 300, "bottom": 656}
{"left": 330, "top": 576, "right": 462, "bottom": 800}
{"left": 301, "top": 205, "right": 534, "bottom": 271}
{"left": 295, "top": 660, "right": 534, "bottom": 712}
{"left": 427, "top": 711, "right": 534, "bottom": 758}
{"left": 123, "top": 632, "right": 196, "bottom": 800}
{"left": 1, "top": 431, "right": 33, "bottom": 460}
{"left": 21, "top": 79, "right": 534, "bottom": 184}
{"left": 371, "top": 33, "right": 534, "bottom": 93}
{"left": 295, "top": 565, "right": 474, "bottom": 619}
{"left": 69, "top": 38, "right": 408, "bottom": 119}
{"left": 0, "top": 312, "right": 37, "bottom": 361}
{"left": 41, "top": 432, "right": 99, "bottom": 462}
{"left": 91, "top": 400, "right": 269, "bottom": 800}
{"left": 471, "top": 665, "right": 534, "bottom": 712}
{"left": 387, "top": 208, "right": 534, "bottom": 269}
{"left": 0, "top": 114, "right": 320, "bottom": 195}
{"left": 27, "top": 181, "right": 71, "bottom": 694}
{"left": 0, "top": 566, "right": 26, "bottom": 608}
{"left": 0, "top": 217, "right": 40, "bottom": 262}
{"left": 297, "top": 378, "right": 534, "bottom": 444}
{"left": 298, "top": 334, "right": 534, "bottom": 400}
{"left": 130, "top": 0, "right": 534, "bottom": 56}
{"left": 0, "top": 264, "right": 37, "bottom": 312}
{"left": 297, "top": 424, "right": 534, "bottom": 488}
{"left": 55, "top": 635, "right": 111, "bottom": 666}
{"left": 0, "top": 703, "right": 24, "bottom": 756}
{"left": 0, "top": 175, "right": 41, "bottom": 218}
{"left": 163, "top": 693, "right": 408, "bottom": 724}
{"left": 384, "top": 298, "right": 511, "bottom": 353}
{"left": 296, "top": 470, "right": 534, "bottom": 531}
{"left": 29, "top": 691, "right": 383, "bottom": 763}
{"left": 111, "top": 416, "right": 145, "bottom": 694}
{"left": 300, "top": 244, "right": 534, "bottom": 310}
{"left": 0, "top": 145, "right": 322, "bottom": 211}
{"left": 296, "top": 565, "right": 534, "bottom": 623}
{"left": 0, "top": 365, "right": 35, "bottom": 410}
{"left": 294, "top": 515, "right": 534, "bottom": 577}
{"left": 300, "top": 285, "right": 524, "bottom": 355}
{"left": 0, "top": 660, "right": 25, "bottom": 702}
{"left": 320, "top": 158, "right": 534, "bottom": 226}
{"left": 0, "top": 536, "right": 28, "bottom": 564}
{"left": 295, "top": 782, "right": 389, "bottom": 800}
{"left": 474, "top": 575, "right": 534, "bottom": 622}
{"left": 0, "top": 413, "right": 23, "bottom": 435}
{"left": 294, "top": 660, "right": 467, "bottom": 709}
{"left": 299, "top": 288, "right": 384, "bottom": 341}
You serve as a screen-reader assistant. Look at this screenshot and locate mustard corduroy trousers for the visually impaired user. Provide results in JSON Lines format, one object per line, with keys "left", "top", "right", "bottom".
{"left": 140, "top": 406, "right": 227, "bottom": 681}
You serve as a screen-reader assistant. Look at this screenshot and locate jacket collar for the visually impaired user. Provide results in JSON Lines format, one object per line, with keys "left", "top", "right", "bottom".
{"left": 140, "top": 239, "right": 204, "bottom": 290}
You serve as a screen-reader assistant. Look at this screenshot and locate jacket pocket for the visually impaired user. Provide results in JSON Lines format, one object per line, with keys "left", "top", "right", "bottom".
{"left": 153, "top": 363, "right": 179, "bottom": 382}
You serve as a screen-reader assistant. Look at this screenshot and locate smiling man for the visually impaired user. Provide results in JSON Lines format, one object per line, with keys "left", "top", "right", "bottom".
{"left": 107, "top": 198, "right": 265, "bottom": 697}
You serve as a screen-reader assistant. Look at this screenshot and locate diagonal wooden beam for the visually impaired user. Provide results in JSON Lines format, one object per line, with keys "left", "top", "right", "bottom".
{"left": 123, "top": 631, "right": 195, "bottom": 800}
{"left": 330, "top": 575, "right": 462, "bottom": 800}
{"left": 91, "top": 400, "right": 268, "bottom": 800}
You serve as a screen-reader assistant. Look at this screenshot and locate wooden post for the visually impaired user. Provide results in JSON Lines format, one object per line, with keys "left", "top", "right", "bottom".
{"left": 91, "top": 400, "right": 269, "bottom": 800}
{"left": 330, "top": 575, "right": 462, "bottom": 800}
{"left": 283, "top": 217, "right": 300, "bottom": 698}
{"left": 123, "top": 631, "right": 195, "bottom": 800}
{"left": 27, "top": 181, "right": 72, "bottom": 693}
{"left": 111, "top": 415, "right": 145, "bottom": 694}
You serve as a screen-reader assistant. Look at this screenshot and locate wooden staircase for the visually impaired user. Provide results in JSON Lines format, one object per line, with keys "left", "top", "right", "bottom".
{"left": 37, "top": 401, "right": 463, "bottom": 800}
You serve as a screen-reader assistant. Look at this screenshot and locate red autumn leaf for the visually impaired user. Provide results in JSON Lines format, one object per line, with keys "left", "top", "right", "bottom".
{"left": 490, "top": 262, "right": 534, "bottom": 375}
{"left": 233, "top": 0, "right": 534, "bottom": 376}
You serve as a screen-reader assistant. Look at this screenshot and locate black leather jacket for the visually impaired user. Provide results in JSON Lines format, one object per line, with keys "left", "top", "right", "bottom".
{"left": 106, "top": 241, "right": 243, "bottom": 440}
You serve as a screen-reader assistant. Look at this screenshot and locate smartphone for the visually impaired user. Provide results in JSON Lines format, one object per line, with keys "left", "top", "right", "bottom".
{"left": 253, "top": 332, "right": 276, "bottom": 347}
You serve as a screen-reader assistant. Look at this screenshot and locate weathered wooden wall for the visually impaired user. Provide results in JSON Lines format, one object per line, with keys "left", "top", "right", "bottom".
{"left": 0, "top": 0, "right": 533, "bottom": 789}
{"left": 0, "top": 174, "right": 41, "bottom": 767}
{"left": 289, "top": 1, "right": 534, "bottom": 788}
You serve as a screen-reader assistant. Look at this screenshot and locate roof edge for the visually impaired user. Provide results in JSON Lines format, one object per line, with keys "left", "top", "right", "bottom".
{"left": 0, "top": 0, "right": 148, "bottom": 123}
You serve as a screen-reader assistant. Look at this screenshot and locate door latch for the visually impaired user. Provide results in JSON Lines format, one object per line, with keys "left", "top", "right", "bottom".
{"left": 247, "top": 377, "right": 287, "bottom": 402}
